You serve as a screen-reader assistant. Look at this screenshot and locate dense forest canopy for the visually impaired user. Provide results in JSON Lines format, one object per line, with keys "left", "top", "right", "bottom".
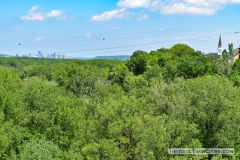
{"left": 1, "top": 43, "right": 240, "bottom": 159}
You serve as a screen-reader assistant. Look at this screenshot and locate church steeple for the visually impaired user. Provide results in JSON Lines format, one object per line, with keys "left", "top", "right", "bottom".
{"left": 218, "top": 35, "right": 222, "bottom": 48}
{"left": 217, "top": 34, "right": 223, "bottom": 55}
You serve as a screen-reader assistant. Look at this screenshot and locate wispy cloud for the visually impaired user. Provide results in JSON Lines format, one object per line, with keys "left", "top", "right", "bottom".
{"left": 57, "top": 15, "right": 77, "bottom": 20}
{"left": 46, "top": 10, "right": 62, "bottom": 18}
{"left": 89, "top": 0, "right": 240, "bottom": 22}
{"left": 159, "top": 28, "right": 166, "bottom": 32}
{"left": 85, "top": 32, "right": 92, "bottom": 37}
{"left": 21, "top": 6, "right": 67, "bottom": 21}
{"left": 90, "top": 8, "right": 132, "bottom": 21}
{"left": 160, "top": 3, "right": 216, "bottom": 15}
{"left": 118, "top": 0, "right": 151, "bottom": 8}
{"left": 231, "top": 0, "right": 240, "bottom": 2}
{"left": 21, "top": 6, "right": 46, "bottom": 20}
{"left": 138, "top": 13, "right": 149, "bottom": 21}
{"left": 35, "top": 37, "right": 48, "bottom": 41}
{"left": 116, "top": 0, "right": 240, "bottom": 15}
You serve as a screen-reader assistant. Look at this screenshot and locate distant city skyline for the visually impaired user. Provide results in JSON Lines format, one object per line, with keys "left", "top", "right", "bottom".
{"left": 1, "top": 0, "right": 240, "bottom": 57}
{"left": 15, "top": 51, "right": 68, "bottom": 59}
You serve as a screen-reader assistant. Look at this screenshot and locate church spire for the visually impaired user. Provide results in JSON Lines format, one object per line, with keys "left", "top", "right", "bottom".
{"left": 217, "top": 34, "right": 223, "bottom": 55}
{"left": 218, "top": 35, "right": 222, "bottom": 48}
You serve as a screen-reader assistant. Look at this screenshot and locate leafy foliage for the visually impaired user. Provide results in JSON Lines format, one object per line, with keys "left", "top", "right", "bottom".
{"left": 0, "top": 43, "right": 240, "bottom": 159}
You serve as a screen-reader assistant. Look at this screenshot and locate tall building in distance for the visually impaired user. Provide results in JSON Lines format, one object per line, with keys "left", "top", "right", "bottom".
{"left": 13, "top": 51, "right": 68, "bottom": 59}
{"left": 38, "top": 51, "right": 44, "bottom": 58}
{"left": 217, "top": 35, "right": 223, "bottom": 56}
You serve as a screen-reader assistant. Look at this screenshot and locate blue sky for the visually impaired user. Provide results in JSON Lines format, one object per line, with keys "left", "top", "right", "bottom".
{"left": 1, "top": 0, "right": 240, "bottom": 58}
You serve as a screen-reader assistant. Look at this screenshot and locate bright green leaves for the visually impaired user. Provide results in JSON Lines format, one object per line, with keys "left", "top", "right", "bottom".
{"left": 0, "top": 67, "right": 22, "bottom": 91}
{"left": 53, "top": 62, "right": 108, "bottom": 97}
{"left": 163, "top": 55, "right": 211, "bottom": 81}
{"left": 125, "top": 45, "right": 218, "bottom": 84}
{"left": 24, "top": 65, "right": 54, "bottom": 80}
{"left": 0, "top": 115, "right": 15, "bottom": 159}
{"left": 168, "top": 44, "right": 196, "bottom": 57}
{"left": 0, "top": 114, "right": 26, "bottom": 160}
{"left": 1, "top": 50, "right": 240, "bottom": 160}
{"left": 80, "top": 93, "right": 168, "bottom": 159}
{"left": 143, "top": 64, "right": 163, "bottom": 82}
{"left": 18, "top": 138, "right": 64, "bottom": 160}
{"left": 163, "top": 76, "right": 240, "bottom": 158}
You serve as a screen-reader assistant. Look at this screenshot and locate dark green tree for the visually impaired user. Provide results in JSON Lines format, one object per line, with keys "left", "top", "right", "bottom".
{"left": 222, "top": 49, "right": 228, "bottom": 62}
{"left": 126, "top": 50, "right": 150, "bottom": 75}
{"left": 229, "top": 43, "right": 234, "bottom": 62}
{"left": 108, "top": 63, "right": 129, "bottom": 87}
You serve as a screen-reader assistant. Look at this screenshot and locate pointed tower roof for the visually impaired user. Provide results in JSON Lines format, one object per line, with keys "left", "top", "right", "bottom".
{"left": 218, "top": 35, "right": 222, "bottom": 48}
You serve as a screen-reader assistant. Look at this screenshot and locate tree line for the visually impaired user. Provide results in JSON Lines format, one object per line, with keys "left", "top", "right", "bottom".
{"left": 0, "top": 43, "right": 240, "bottom": 159}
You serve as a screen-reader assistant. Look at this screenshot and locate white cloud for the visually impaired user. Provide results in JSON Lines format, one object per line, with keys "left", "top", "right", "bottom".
{"left": 159, "top": 0, "right": 228, "bottom": 15}
{"left": 29, "top": 6, "right": 38, "bottom": 13}
{"left": 161, "top": 3, "right": 216, "bottom": 15}
{"left": 46, "top": 10, "right": 62, "bottom": 18}
{"left": 115, "top": 0, "right": 240, "bottom": 15}
{"left": 35, "top": 37, "right": 48, "bottom": 41}
{"left": 231, "top": 0, "right": 240, "bottom": 3}
{"left": 117, "top": 0, "right": 151, "bottom": 8}
{"left": 150, "top": 0, "right": 162, "bottom": 10}
{"left": 159, "top": 0, "right": 240, "bottom": 15}
{"left": 138, "top": 14, "right": 149, "bottom": 20}
{"left": 21, "top": 6, "right": 45, "bottom": 20}
{"left": 85, "top": 33, "right": 92, "bottom": 37}
{"left": 184, "top": 0, "right": 227, "bottom": 7}
{"left": 21, "top": 6, "right": 64, "bottom": 21}
{"left": 90, "top": 8, "right": 132, "bottom": 21}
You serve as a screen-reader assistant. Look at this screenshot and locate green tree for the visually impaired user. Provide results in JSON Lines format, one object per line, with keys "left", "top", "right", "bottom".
{"left": 0, "top": 113, "right": 17, "bottom": 159}
{"left": 24, "top": 65, "right": 54, "bottom": 80}
{"left": 163, "top": 59, "right": 179, "bottom": 81}
{"left": 222, "top": 49, "right": 229, "bottom": 62}
{"left": 53, "top": 62, "right": 108, "bottom": 97}
{"left": 168, "top": 44, "right": 196, "bottom": 57}
{"left": 205, "top": 53, "right": 219, "bottom": 61}
{"left": 213, "top": 58, "right": 232, "bottom": 77}
{"left": 20, "top": 77, "right": 61, "bottom": 133}
{"left": 108, "top": 63, "right": 130, "bottom": 87}
{"left": 232, "top": 59, "right": 240, "bottom": 72}
{"left": 91, "top": 95, "right": 167, "bottom": 159}
{"left": 163, "top": 75, "right": 240, "bottom": 159}
{"left": 230, "top": 59, "right": 240, "bottom": 86}
{"left": 175, "top": 55, "right": 207, "bottom": 79}
{"left": 150, "top": 50, "right": 170, "bottom": 67}
{"left": 143, "top": 64, "right": 163, "bottom": 82}
{"left": 156, "top": 47, "right": 169, "bottom": 54}
{"left": 229, "top": 43, "right": 234, "bottom": 62}
{"left": 126, "top": 50, "right": 150, "bottom": 75}
{"left": 18, "top": 138, "right": 64, "bottom": 160}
